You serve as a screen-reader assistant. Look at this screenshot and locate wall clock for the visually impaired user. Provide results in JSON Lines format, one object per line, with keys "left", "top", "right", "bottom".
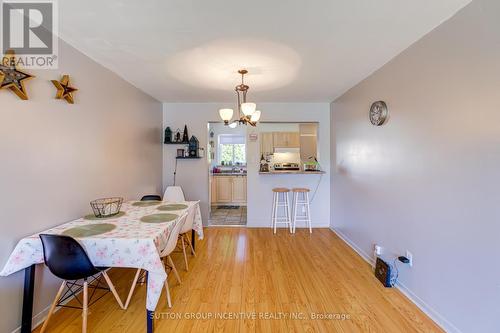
{"left": 369, "top": 101, "right": 388, "bottom": 126}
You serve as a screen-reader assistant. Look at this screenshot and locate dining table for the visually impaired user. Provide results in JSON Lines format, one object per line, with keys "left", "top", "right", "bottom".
{"left": 0, "top": 200, "right": 204, "bottom": 333}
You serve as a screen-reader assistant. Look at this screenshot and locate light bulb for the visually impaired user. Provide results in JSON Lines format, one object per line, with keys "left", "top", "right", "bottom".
{"left": 250, "top": 110, "right": 261, "bottom": 122}
{"left": 219, "top": 108, "right": 233, "bottom": 123}
{"left": 241, "top": 103, "right": 256, "bottom": 116}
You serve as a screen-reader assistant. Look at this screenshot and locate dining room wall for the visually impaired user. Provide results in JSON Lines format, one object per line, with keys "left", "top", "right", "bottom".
{"left": 163, "top": 103, "right": 330, "bottom": 227}
{"left": 0, "top": 39, "right": 162, "bottom": 332}
{"left": 330, "top": 1, "right": 500, "bottom": 332}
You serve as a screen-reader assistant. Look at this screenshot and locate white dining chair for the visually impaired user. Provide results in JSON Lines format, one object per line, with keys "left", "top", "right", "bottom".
{"left": 124, "top": 212, "right": 188, "bottom": 309}
{"left": 163, "top": 186, "right": 186, "bottom": 202}
{"left": 178, "top": 203, "right": 197, "bottom": 271}
{"left": 160, "top": 212, "right": 188, "bottom": 307}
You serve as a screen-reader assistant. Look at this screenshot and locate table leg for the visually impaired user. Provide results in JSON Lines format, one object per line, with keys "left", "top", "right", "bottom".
{"left": 147, "top": 310, "right": 153, "bottom": 333}
{"left": 21, "top": 264, "right": 36, "bottom": 333}
{"left": 146, "top": 271, "right": 153, "bottom": 333}
{"left": 191, "top": 229, "right": 195, "bottom": 251}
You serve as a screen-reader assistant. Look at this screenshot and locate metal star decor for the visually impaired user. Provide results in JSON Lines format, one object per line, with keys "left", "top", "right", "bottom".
{"left": 0, "top": 50, "right": 35, "bottom": 100}
{"left": 51, "top": 75, "right": 78, "bottom": 104}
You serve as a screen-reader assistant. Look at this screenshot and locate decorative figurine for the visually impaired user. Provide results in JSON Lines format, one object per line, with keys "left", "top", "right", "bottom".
{"left": 198, "top": 147, "right": 205, "bottom": 158}
{"left": 0, "top": 50, "right": 35, "bottom": 100}
{"left": 51, "top": 75, "right": 78, "bottom": 104}
{"left": 260, "top": 154, "right": 269, "bottom": 172}
{"left": 182, "top": 125, "right": 189, "bottom": 143}
{"left": 175, "top": 129, "right": 181, "bottom": 142}
{"left": 164, "top": 127, "right": 172, "bottom": 143}
{"left": 188, "top": 136, "right": 199, "bottom": 157}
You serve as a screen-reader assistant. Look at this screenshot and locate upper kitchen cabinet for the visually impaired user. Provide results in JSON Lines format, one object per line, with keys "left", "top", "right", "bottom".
{"left": 273, "top": 132, "right": 300, "bottom": 148}
{"left": 259, "top": 122, "right": 319, "bottom": 165}
{"left": 260, "top": 132, "right": 274, "bottom": 154}
{"left": 299, "top": 123, "right": 318, "bottom": 161}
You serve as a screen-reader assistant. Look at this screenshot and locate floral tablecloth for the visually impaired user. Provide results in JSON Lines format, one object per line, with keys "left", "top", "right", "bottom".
{"left": 0, "top": 200, "right": 203, "bottom": 311}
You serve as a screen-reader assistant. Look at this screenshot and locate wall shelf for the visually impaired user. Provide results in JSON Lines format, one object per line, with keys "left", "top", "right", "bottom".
{"left": 176, "top": 156, "right": 202, "bottom": 159}
{"left": 164, "top": 142, "right": 189, "bottom": 145}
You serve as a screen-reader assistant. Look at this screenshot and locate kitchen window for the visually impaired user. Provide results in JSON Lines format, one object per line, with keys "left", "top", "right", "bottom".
{"left": 218, "top": 134, "right": 246, "bottom": 165}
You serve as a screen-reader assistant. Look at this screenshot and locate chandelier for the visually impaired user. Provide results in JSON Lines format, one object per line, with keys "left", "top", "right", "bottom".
{"left": 219, "top": 69, "right": 261, "bottom": 128}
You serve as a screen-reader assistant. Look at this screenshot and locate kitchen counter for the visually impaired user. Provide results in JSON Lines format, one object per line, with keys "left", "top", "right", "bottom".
{"left": 259, "top": 170, "right": 325, "bottom": 175}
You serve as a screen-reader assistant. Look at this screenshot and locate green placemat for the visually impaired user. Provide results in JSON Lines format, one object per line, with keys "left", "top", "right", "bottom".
{"left": 62, "top": 223, "right": 116, "bottom": 238}
{"left": 157, "top": 204, "right": 188, "bottom": 211}
{"left": 132, "top": 201, "right": 162, "bottom": 207}
{"left": 140, "top": 213, "right": 178, "bottom": 223}
{"left": 84, "top": 211, "right": 126, "bottom": 220}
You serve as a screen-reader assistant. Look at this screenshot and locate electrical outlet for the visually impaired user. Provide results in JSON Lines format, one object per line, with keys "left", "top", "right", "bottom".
{"left": 374, "top": 244, "right": 382, "bottom": 256}
{"left": 406, "top": 250, "right": 413, "bottom": 267}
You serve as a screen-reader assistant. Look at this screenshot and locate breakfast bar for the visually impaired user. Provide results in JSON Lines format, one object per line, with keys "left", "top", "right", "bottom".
{"left": 259, "top": 170, "right": 325, "bottom": 175}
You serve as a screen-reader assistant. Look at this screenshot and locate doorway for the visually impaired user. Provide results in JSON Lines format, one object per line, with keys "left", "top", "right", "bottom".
{"left": 207, "top": 122, "right": 247, "bottom": 226}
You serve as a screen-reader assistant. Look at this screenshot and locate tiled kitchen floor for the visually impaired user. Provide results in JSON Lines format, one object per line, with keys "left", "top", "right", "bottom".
{"left": 209, "top": 206, "right": 247, "bottom": 226}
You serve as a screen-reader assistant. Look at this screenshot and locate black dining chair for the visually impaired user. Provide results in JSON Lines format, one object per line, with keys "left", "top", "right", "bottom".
{"left": 39, "top": 234, "right": 124, "bottom": 333}
{"left": 141, "top": 194, "right": 162, "bottom": 201}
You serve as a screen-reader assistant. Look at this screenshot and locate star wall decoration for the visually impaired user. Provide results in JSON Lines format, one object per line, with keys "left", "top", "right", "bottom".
{"left": 0, "top": 50, "right": 35, "bottom": 100}
{"left": 51, "top": 75, "right": 78, "bottom": 104}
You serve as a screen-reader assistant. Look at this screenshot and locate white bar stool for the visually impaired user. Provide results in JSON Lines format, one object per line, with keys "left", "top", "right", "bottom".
{"left": 292, "top": 188, "right": 312, "bottom": 233}
{"left": 271, "top": 188, "right": 292, "bottom": 233}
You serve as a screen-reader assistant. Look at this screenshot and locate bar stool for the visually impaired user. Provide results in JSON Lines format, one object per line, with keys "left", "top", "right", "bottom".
{"left": 292, "top": 188, "right": 312, "bottom": 234}
{"left": 271, "top": 188, "right": 292, "bottom": 233}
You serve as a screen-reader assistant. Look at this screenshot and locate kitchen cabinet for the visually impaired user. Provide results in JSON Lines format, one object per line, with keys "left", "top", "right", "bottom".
{"left": 210, "top": 176, "right": 217, "bottom": 203}
{"left": 299, "top": 124, "right": 318, "bottom": 161}
{"left": 272, "top": 132, "right": 300, "bottom": 148}
{"left": 215, "top": 176, "right": 232, "bottom": 203}
{"left": 212, "top": 176, "right": 247, "bottom": 205}
{"left": 260, "top": 132, "right": 274, "bottom": 154}
{"left": 232, "top": 176, "right": 247, "bottom": 203}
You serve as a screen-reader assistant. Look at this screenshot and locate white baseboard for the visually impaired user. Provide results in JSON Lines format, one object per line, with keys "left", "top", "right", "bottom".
{"left": 333, "top": 228, "right": 376, "bottom": 266}
{"left": 330, "top": 227, "right": 462, "bottom": 333}
{"left": 11, "top": 281, "right": 85, "bottom": 333}
{"left": 11, "top": 304, "right": 50, "bottom": 333}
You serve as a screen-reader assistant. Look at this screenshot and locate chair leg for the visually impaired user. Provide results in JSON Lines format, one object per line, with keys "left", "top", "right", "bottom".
{"left": 168, "top": 256, "right": 182, "bottom": 285}
{"left": 139, "top": 268, "right": 146, "bottom": 285}
{"left": 164, "top": 278, "right": 172, "bottom": 308}
{"left": 82, "top": 279, "right": 88, "bottom": 333}
{"left": 124, "top": 268, "right": 142, "bottom": 309}
{"left": 102, "top": 271, "right": 125, "bottom": 309}
{"left": 181, "top": 236, "right": 189, "bottom": 271}
{"left": 40, "top": 281, "right": 66, "bottom": 333}
{"left": 185, "top": 234, "right": 196, "bottom": 256}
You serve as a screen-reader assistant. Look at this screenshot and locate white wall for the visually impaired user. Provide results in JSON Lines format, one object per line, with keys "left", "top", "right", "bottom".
{"left": 330, "top": 1, "right": 499, "bottom": 332}
{"left": 163, "top": 103, "right": 330, "bottom": 227}
{"left": 0, "top": 40, "right": 162, "bottom": 333}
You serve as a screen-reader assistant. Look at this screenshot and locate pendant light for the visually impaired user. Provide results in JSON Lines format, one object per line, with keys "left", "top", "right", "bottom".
{"left": 218, "top": 69, "right": 262, "bottom": 127}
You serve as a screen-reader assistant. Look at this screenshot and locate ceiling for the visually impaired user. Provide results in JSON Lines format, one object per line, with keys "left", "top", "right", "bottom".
{"left": 59, "top": 0, "right": 471, "bottom": 102}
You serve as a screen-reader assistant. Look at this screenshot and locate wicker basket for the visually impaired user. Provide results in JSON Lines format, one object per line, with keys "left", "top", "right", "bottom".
{"left": 90, "top": 197, "right": 123, "bottom": 218}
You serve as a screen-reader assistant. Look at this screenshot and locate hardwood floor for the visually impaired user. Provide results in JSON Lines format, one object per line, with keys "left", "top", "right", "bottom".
{"left": 34, "top": 228, "right": 442, "bottom": 332}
